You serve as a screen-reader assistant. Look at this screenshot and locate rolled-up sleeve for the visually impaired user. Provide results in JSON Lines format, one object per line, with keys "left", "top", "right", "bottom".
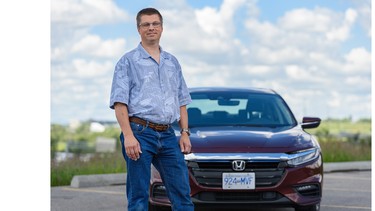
{"left": 109, "top": 57, "right": 130, "bottom": 109}
{"left": 176, "top": 62, "right": 192, "bottom": 107}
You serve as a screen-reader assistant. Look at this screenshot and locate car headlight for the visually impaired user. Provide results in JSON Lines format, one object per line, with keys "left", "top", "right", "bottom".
{"left": 287, "top": 148, "right": 320, "bottom": 167}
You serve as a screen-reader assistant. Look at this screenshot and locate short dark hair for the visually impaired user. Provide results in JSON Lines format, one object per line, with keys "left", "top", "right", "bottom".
{"left": 136, "top": 8, "right": 163, "bottom": 28}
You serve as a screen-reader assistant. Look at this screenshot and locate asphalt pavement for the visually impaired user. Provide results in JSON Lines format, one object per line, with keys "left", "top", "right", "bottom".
{"left": 69, "top": 161, "right": 371, "bottom": 188}
{"left": 51, "top": 161, "right": 371, "bottom": 211}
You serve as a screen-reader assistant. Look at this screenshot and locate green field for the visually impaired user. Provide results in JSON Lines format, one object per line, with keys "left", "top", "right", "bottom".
{"left": 306, "top": 119, "right": 371, "bottom": 163}
{"left": 50, "top": 119, "right": 371, "bottom": 186}
{"left": 307, "top": 118, "right": 371, "bottom": 135}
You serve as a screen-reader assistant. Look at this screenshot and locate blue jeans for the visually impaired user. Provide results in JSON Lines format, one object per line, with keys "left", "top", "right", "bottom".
{"left": 120, "top": 122, "right": 194, "bottom": 211}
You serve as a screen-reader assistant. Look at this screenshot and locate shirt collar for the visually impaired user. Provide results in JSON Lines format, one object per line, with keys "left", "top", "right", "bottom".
{"left": 137, "top": 43, "right": 168, "bottom": 60}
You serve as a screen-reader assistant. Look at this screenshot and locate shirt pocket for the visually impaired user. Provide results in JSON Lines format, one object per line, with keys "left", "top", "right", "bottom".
{"left": 165, "top": 68, "right": 179, "bottom": 89}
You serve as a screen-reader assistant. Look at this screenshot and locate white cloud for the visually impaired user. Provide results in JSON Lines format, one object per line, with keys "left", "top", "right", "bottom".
{"left": 170, "top": 1, "right": 369, "bottom": 121}
{"left": 307, "top": 52, "right": 342, "bottom": 71}
{"left": 352, "top": 0, "right": 371, "bottom": 37}
{"left": 195, "top": 0, "right": 246, "bottom": 38}
{"left": 50, "top": 0, "right": 371, "bottom": 123}
{"left": 255, "top": 47, "right": 304, "bottom": 64}
{"left": 278, "top": 8, "right": 332, "bottom": 32}
{"left": 51, "top": 0, "right": 129, "bottom": 26}
{"left": 51, "top": 0, "right": 130, "bottom": 123}
{"left": 343, "top": 47, "right": 371, "bottom": 73}
{"left": 73, "top": 59, "right": 113, "bottom": 77}
{"left": 345, "top": 76, "right": 371, "bottom": 91}
{"left": 327, "top": 91, "right": 341, "bottom": 108}
{"left": 326, "top": 8, "right": 357, "bottom": 41}
{"left": 51, "top": 0, "right": 129, "bottom": 61}
{"left": 245, "top": 19, "right": 280, "bottom": 45}
{"left": 246, "top": 6, "right": 359, "bottom": 54}
{"left": 277, "top": 7, "right": 357, "bottom": 42}
{"left": 285, "top": 65, "right": 311, "bottom": 81}
{"left": 243, "top": 65, "right": 273, "bottom": 75}
{"left": 72, "top": 34, "right": 126, "bottom": 58}
{"left": 162, "top": 0, "right": 249, "bottom": 55}
{"left": 51, "top": 47, "right": 67, "bottom": 62}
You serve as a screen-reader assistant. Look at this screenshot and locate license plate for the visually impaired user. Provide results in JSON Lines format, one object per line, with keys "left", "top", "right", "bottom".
{"left": 222, "top": 172, "right": 255, "bottom": 190}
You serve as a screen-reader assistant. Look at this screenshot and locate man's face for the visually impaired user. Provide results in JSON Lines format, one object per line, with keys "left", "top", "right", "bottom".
{"left": 138, "top": 14, "right": 163, "bottom": 44}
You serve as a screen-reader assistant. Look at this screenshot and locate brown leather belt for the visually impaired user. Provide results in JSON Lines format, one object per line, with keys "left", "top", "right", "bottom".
{"left": 129, "top": 116, "right": 171, "bottom": 132}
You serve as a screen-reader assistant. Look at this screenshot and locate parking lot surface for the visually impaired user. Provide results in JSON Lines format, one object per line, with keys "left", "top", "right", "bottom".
{"left": 51, "top": 170, "right": 371, "bottom": 211}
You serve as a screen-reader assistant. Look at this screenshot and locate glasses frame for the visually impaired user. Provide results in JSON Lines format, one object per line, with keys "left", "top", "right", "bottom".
{"left": 138, "top": 22, "right": 162, "bottom": 29}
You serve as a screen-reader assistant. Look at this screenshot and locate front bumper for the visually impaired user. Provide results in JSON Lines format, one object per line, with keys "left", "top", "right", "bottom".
{"left": 149, "top": 154, "right": 323, "bottom": 209}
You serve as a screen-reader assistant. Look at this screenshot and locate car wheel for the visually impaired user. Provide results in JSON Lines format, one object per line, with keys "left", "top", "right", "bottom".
{"left": 295, "top": 203, "right": 320, "bottom": 211}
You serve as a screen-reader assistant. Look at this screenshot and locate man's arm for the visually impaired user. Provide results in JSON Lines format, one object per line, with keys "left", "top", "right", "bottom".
{"left": 114, "top": 102, "right": 142, "bottom": 160}
{"left": 179, "top": 105, "right": 192, "bottom": 154}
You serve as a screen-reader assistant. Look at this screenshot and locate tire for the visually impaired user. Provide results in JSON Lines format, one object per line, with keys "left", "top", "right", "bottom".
{"left": 295, "top": 203, "right": 320, "bottom": 211}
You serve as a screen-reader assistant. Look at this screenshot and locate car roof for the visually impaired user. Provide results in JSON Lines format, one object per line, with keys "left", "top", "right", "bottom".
{"left": 189, "top": 87, "right": 278, "bottom": 95}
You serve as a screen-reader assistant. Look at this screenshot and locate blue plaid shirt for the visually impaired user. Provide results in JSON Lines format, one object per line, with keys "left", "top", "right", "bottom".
{"left": 109, "top": 43, "right": 192, "bottom": 124}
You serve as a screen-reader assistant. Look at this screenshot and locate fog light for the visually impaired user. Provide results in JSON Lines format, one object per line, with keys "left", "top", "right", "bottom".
{"left": 295, "top": 184, "right": 320, "bottom": 197}
{"left": 296, "top": 185, "right": 315, "bottom": 191}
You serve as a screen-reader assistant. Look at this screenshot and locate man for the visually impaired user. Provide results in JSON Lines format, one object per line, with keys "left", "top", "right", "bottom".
{"left": 109, "top": 8, "right": 194, "bottom": 211}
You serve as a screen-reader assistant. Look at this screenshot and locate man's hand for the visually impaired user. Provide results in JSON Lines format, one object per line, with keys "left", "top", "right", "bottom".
{"left": 179, "top": 133, "right": 192, "bottom": 154}
{"left": 114, "top": 103, "right": 142, "bottom": 161}
{"left": 124, "top": 134, "right": 142, "bottom": 161}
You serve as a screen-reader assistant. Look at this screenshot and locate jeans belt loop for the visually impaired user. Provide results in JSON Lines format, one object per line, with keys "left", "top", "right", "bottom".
{"left": 145, "top": 120, "right": 149, "bottom": 128}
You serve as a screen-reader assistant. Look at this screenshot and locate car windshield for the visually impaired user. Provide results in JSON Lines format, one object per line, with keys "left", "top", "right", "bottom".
{"left": 187, "top": 91, "right": 297, "bottom": 128}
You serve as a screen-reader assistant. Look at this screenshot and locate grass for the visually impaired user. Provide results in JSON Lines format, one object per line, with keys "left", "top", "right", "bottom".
{"left": 306, "top": 119, "right": 371, "bottom": 135}
{"left": 319, "top": 140, "right": 371, "bottom": 162}
{"left": 305, "top": 119, "right": 371, "bottom": 163}
{"left": 51, "top": 152, "right": 126, "bottom": 186}
{"left": 51, "top": 119, "right": 371, "bottom": 186}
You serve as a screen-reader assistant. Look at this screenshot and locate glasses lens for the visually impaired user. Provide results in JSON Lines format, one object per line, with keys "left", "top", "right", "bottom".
{"left": 140, "top": 22, "right": 161, "bottom": 28}
{"left": 152, "top": 22, "right": 161, "bottom": 27}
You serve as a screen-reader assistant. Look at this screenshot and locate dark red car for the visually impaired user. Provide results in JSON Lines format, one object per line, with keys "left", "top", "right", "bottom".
{"left": 149, "top": 87, "right": 322, "bottom": 211}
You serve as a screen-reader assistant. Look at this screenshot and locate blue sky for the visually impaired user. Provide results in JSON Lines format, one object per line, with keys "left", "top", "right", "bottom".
{"left": 51, "top": 0, "right": 371, "bottom": 124}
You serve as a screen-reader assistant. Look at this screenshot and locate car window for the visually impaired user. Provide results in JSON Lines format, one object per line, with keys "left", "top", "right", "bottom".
{"left": 187, "top": 92, "right": 296, "bottom": 127}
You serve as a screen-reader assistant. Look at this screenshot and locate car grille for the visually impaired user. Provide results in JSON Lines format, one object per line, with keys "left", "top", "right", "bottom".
{"left": 188, "top": 160, "right": 287, "bottom": 188}
{"left": 194, "top": 191, "right": 283, "bottom": 202}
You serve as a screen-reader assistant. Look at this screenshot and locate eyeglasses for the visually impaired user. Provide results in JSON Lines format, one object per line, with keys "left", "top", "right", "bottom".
{"left": 139, "top": 22, "right": 162, "bottom": 29}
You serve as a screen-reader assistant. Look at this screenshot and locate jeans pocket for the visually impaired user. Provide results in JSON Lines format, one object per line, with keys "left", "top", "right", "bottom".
{"left": 130, "top": 122, "right": 146, "bottom": 134}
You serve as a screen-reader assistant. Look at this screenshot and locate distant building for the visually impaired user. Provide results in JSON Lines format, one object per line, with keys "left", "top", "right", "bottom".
{"left": 90, "top": 122, "right": 106, "bottom": 132}
{"left": 88, "top": 119, "right": 118, "bottom": 128}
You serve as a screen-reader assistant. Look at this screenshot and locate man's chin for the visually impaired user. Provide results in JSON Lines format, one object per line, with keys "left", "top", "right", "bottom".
{"left": 144, "top": 38, "right": 160, "bottom": 44}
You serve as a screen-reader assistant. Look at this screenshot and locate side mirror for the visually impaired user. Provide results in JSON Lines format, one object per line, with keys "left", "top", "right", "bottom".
{"left": 301, "top": 117, "right": 321, "bottom": 129}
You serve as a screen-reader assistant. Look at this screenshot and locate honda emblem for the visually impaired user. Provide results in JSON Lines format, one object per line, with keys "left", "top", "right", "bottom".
{"left": 232, "top": 160, "right": 246, "bottom": 171}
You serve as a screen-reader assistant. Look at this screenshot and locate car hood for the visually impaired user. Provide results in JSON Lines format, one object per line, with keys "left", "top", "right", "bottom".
{"left": 187, "top": 126, "right": 316, "bottom": 153}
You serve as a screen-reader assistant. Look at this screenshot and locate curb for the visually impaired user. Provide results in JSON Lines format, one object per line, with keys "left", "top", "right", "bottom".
{"left": 70, "top": 161, "right": 371, "bottom": 188}
{"left": 322, "top": 161, "right": 371, "bottom": 173}
{"left": 71, "top": 173, "right": 126, "bottom": 188}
